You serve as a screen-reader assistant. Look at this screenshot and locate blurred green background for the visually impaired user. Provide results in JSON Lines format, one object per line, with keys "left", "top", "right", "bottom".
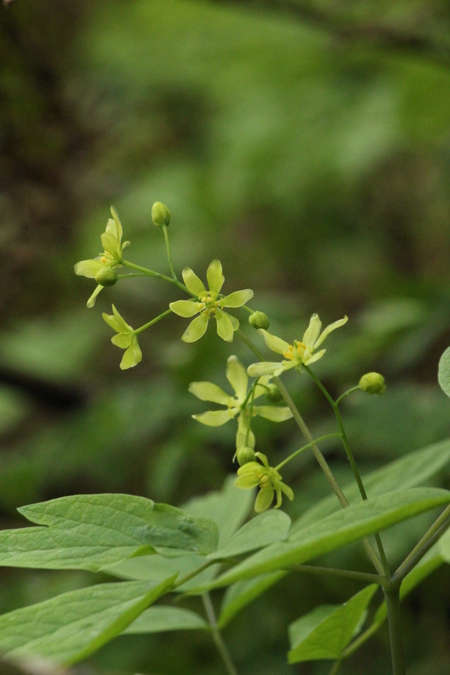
{"left": 1, "top": 1, "right": 450, "bottom": 673}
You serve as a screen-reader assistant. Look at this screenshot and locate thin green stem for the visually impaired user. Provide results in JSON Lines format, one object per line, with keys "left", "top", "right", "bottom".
{"left": 122, "top": 259, "right": 192, "bottom": 295}
{"left": 162, "top": 224, "right": 179, "bottom": 281}
{"left": 305, "top": 366, "right": 390, "bottom": 576}
{"left": 335, "top": 386, "right": 361, "bottom": 407}
{"left": 174, "top": 560, "right": 217, "bottom": 589}
{"left": 289, "top": 563, "right": 389, "bottom": 587}
{"left": 341, "top": 617, "right": 381, "bottom": 658}
{"left": 244, "top": 381, "right": 258, "bottom": 447}
{"left": 383, "top": 586, "right": 406, "bottom": 675}
{"left": 134, "top": 309, "right": 172, "bottom": 335}
{"left": 392, "top": 505, "right": 450, "bottom": 585}
{"left": 275, "top": 433, "right": 342, "bottom": 471}
{"left": 328, "top": 660, "right": 342, "bottom": 675}
{"left": 202, "top": 593, "right": 239, "bottom": 675}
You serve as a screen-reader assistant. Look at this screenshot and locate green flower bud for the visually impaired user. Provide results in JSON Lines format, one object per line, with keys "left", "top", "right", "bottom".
{"left": 236, "top": 446, "right": 257, "bottom": 466}
{"left": 152, "top": 202, "right": 171, "bottom": 227}
{"left": 265, "top": 384, "right": 283, "bottom": 403}
{"left": 359, "top": 372, "right": 386, "bottom": 395}
{"left": 95, "top": 267, "right": 118, "bottom": 287}
{"left": 249, "top": 311, "right": 270, "bottom": 330}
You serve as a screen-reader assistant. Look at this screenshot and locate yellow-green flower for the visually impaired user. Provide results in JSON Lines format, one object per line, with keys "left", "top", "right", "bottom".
{"left": 74, "top": 207, "right": 130, "bottom": 308}
{"left": 189, "top": 355, "right": 292, "bottom": 449}
{"left": 235, "top": 452, "right": 294, "bottom": 512}
{"left": 102, "top": 305, "right": 142, "bottom": 370}
{"left": 248, "top": 314, "right": 348, "bottom": 378}
{"left": 169, "top": 260, "right": 253, "bottom": 342}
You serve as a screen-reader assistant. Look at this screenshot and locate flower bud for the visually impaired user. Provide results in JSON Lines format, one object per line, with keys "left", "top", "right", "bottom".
{"left": 95, "top": 267, "right": 118, "bottom": 287}
{"left": 249, "top": 311, "right": 270, "bottom": 330}
{"left": 265, "top": 384, "right": 283, "bottom": 403}
{"left": 359, "top": 372, "right": 386, "bottom": 395}
{"left": 152, "top": 202, "right": 171, "bottom": 227}
{"left": 236, "top": 446, "right": 257, "bottom": 466}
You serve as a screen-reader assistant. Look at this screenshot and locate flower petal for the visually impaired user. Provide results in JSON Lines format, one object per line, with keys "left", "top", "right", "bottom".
{"left": 254, "top": 376, "right": 272, "bottom": 400}
{"left": 220, "top": 289, "right": 254, "bottom": 308}
{"left": 102, "top": 312, "right": 122, "bottom": 332}
{"left": 112, "top": 305, "right": 133, "bottom": 332}
{"left": 314, "top": 315, "right": 348, "bottom": 348}
{"left": 188, "top": 381, "right": 234, "bottom": 405}
{"left": 74, "top": 259, "right": 103, "bottom": 278}
{"left": 260, "top": 330, "right": 291, "bottom": 356}
{"left": 182, "top": 313, "right": 209, "bottom": 342}
{"left": 87, "top": 285, "right": 103, "bottom": 308}
{"left": 304, "top": 348, "right": 326, "bottom": 365}
{"left": 236, "top": 414, "right": 255, "bottom": 449}
{"left": 302, "top": 313, "right": 322, "bottom": 347}
{"left": 111, "top": 333, "right": 133, "bottom": 348}
{"left": 253, "top": 406, "right": 292, "bottom": 422}
{"left": 206, "top": 259, "right": 224, "bottom": 294}
{"left": 216, "top": 309, "right": 234, "bottom": 342}
{"left": 234, "top": 474, "right": 258, "bottom": 490}
{"left": 120, "top": 337, "right": 142, "bottom": 370}
{"left": 280, "top": 481, "right": 294, "bottom": 501}
{"left": 247, "top": 362, "right": 283, "bottom": 378}
{"left": 226, "top": 356, "right": 248, "bottom": 401}
{"left": 228, "top": 313, "right": 240, "bottom": 331}
{"left": 182, "top": 267, "right": 205, "bottom": 296}
{"left": 110, "top": 206, "right": 123, "bottom": 242}
{"left": 101, "top": 232, "right": 119, "bottom": 257}
{"left": 192, "top": 410, "right": 235, "bottom": 426}
{"left": 169, "top": 300, "right": 199, "bottom": 318}
{"left": 255, "top": 487, "right": 274, "bottom": 513}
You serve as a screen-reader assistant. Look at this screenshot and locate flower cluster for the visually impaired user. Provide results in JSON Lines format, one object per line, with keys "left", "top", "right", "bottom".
{"left": 102, "top": 305, "right": 142, "bottom": 370}
{"left": 235, "top": 452, "right": 294, "bottom": 512}
{"left": 74, "top": 207, "right": 130, "bottom": 308}
{"left": 189, "top": 355, "right": 292, "bottom": 450}
{"left": 170, "top": 260, "right": 253, "bottom": 342}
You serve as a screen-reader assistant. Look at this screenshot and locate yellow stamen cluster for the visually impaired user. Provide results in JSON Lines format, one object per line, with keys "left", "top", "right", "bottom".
{"left": 283, "top": 341, "right": 306, "bottom": 361}
{"left": 196, "top": 294, "right": 220, "bottom": 317}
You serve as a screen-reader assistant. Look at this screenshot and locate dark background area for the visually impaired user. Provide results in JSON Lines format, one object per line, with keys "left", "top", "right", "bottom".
{"left": 1, "top": 1, "right": 450, "bottom": 673}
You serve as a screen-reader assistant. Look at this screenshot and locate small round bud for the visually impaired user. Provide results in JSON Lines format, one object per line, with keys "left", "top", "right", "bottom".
{"left": 95, "top": 267, "right": 118, "bottom": 287}
{"left": 265, "top": 384, "right": 283, "bottom": 403}
{"left": 249, "top": 311, "right": 270, "bottom": 330}
{"left": 152, "top": 202, "right": 171, "bottom": 227}
{"left": 236, "top": 446, "right": 257, "bottom": 466}
{"left": 359, "top": 372, "right": 386, "bottom": 395}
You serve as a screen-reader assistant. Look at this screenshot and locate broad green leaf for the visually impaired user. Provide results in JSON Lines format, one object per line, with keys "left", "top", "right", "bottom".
{"left": 107, "top": 476, "right": 252, "bottom": 592}
{"left": 288, "top": 585, "right": 378, "bottom": 663}
{"left": 208, "top": 510, "right": 291, "bottom": 561}
{"left": 438, "top": 346, "right": 450, "bottom": 397}
{"left": 0, "top": 577, "right": 175, "bottom": 667}
{"left": 200, "top": 489, "right": 450, "bottom": 589}
{"left": 0, "top": 494, "right": 218, "bottom": 572}
{"left": 293, "top": 440, "right": 450, "bottom": 531}
{"left": 218, "top": 572, "right": 286, "bottom": 628}
{"left": 125, "top": 606, "right": 209, "bottom": 634}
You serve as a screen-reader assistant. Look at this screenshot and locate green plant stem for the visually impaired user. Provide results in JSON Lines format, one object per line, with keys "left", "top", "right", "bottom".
{"left": 202, "top": 593, "right": 239, "bottom": 675}
{"left": 383, "top": 586, "right": 406, "bottom": 675}
{"left": 289, "top": 563, "right": 389, "bottom": 587}
{"left": 162, "top": 224, "right": 178, "bottom": 280}
{"left": 392, "top": 504, "right": 450, "bottom": 585}
{"left": 275, "top": 433, "right": 342, "bottom": 471}
{"left": 236, "top": 329, "right": 385, "bottom": 576}
{"left": 122, "top": 259, "right": 192, "bottom": 295}
{"left": 335, "top": 386, "right": 360, "bottom": 406}
{"left": 174, "top": 560, "right": 217, "bottom": 588}
{"left": 342, "top": 617, "right": 381, "bottom": 658}
{"left": 305, "top": 366, "right": 390, "bottom": 576}
{"left": 134, "top": 309, "right": 173, "bottom": 335}
{"left": 328, "top": 660, "right": 342, "bottom": 675}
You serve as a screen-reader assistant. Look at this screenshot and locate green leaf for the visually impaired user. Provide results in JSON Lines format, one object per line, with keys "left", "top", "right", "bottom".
{"left": 288, "top": 585, "right": 378, "bottom": 663}
{"left": 208, "top": 510, "right": 291, "bottom": 561}
{"left": 0, "top": 577, "right": 175, "bottom": 667}
{"left": 293, "top": 440, "right": 450, "bottom": 531}
{"left": 201, "top": 488, "right": 450, "bottom": 589}
{"left": 124, "top": 606, "right": 209, "bottom": 634}
{"left": 438, "top": 346, "right": 450, "bottom": 397}
{"left": 0, "top": 494, "right": 218, "bottom": 572}
{"left": 218, "top": 572, "right": 286, "bottom": 628}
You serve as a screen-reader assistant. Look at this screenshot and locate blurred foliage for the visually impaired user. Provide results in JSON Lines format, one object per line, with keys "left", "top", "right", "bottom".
{"left": 1, "top": 0, "right": 450, "bottom": 673}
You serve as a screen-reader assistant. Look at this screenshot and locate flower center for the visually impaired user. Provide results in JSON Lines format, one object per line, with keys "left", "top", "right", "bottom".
{"left": 196, "top": 293, "right": 220, "bottom": 317}
{"left": 283, "top": 341, "right": 306, "bottom": 362}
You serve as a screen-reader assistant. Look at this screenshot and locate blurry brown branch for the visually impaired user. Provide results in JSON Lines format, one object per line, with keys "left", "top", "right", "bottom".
{"left": 209, "top": 0, "right": 450, "bottom": 68}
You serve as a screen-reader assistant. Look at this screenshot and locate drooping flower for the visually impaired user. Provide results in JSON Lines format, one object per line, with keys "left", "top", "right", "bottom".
{"left": 189, "top": 355, "right": 292, "bottom": 449}
{"left": 234, "top": 452, "right": 294, "bottom": 512}
{"left": 102, "top": 305, "right": 142, "bottom": 370}
{"left": 74, "top": 207, "right": 130, "bottom": 308}
{"left": 169, "top": 260, "right": 253, "bottom": 342}
{"left": 247, "top": 314, "right": 348, "bottom": 378}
